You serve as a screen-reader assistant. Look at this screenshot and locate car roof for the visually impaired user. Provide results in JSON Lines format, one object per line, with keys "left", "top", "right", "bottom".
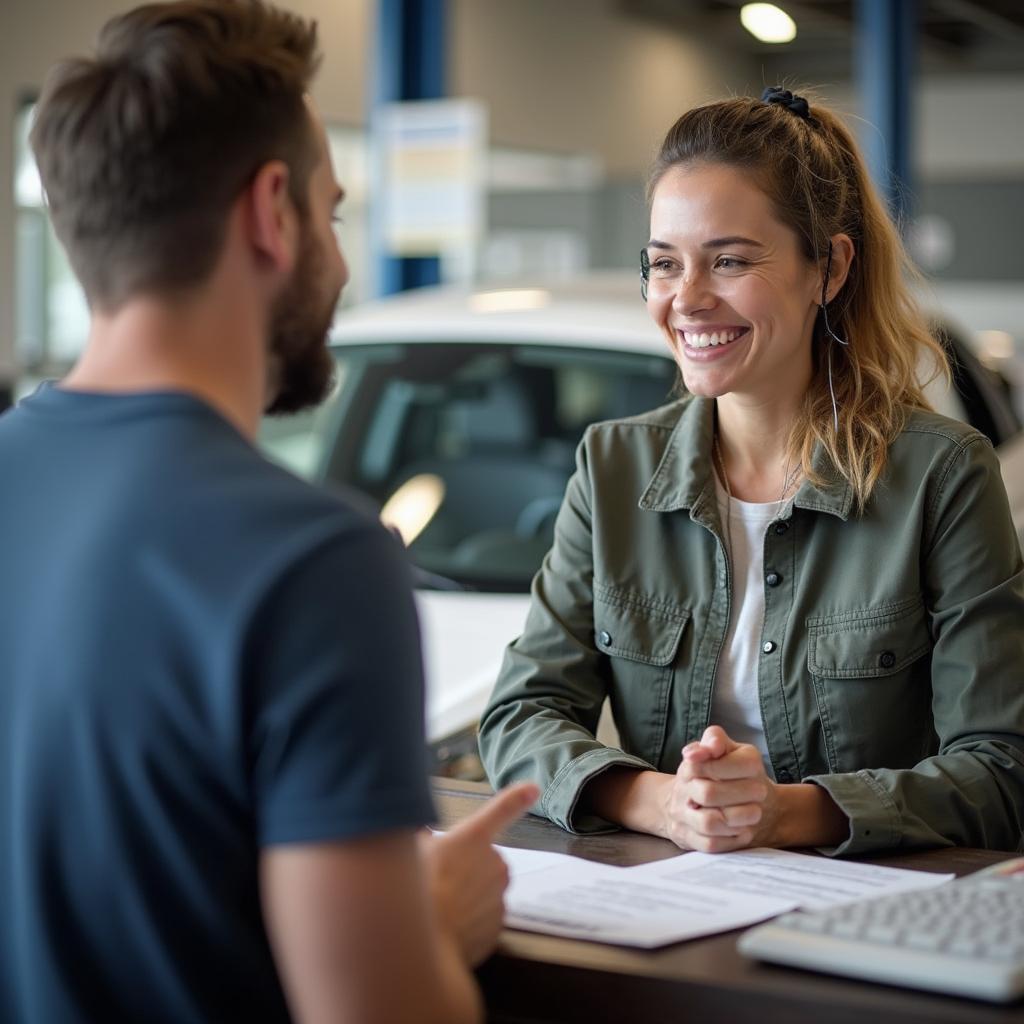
{"left": 329, "top": 271, "right": 670, "bottom": 355}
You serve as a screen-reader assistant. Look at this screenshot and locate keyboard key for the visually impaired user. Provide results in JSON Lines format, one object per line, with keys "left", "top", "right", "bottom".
{"left": 864, "top": 924, "right": 902, "bottom": 944}
{"left": 903, "top": 930, "right": 942, "bottom": 951}
{"left": 829, "top": 919, "right": 862, "bottom": 938}
{"left": 792, "top": 915, "right": 827, "bottom": 933}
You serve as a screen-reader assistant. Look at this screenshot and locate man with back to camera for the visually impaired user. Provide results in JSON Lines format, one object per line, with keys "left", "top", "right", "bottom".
{"left": 0, "top": 1, "right": 538, "bottom": 1021}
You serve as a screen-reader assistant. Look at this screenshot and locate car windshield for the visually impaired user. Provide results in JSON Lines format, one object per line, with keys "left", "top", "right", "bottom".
{"left": 260, "top": 341, "right": 678, "bottom": 593}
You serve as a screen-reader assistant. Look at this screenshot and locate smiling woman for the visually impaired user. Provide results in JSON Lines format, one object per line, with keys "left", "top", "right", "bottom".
{"left": 479, "top": 88, "right": 1024, "bottom": 860}
{"left": 645, "top": 164, "right": 829, "bottom": 417}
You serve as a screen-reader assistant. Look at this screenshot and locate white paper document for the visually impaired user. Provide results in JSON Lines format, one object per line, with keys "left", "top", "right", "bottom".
{"left": 496, "top": 844, "right": 581, "bottom": 879}
{"left": 629, "top": 847, "right": 955, "bottom": 911}
{"left": 503, "top": 856, "right": 796, "bottom": 948}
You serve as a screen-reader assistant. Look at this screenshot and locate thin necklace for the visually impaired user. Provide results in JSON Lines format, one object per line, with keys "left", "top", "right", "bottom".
{"left": 713, "top": 435, "right": 800, "bottom": 567}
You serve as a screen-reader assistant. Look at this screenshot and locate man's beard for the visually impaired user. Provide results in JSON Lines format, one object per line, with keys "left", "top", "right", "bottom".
{"left": 264, "top": 222, "right": 340, "bottom": 416}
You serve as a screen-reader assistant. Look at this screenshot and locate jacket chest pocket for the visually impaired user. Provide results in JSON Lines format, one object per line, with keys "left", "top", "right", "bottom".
{"left": 593, "top": 583, "right": 689, "bottom": 769}
{"left": 806, "top": 596, "right": 934, "bottom": 771}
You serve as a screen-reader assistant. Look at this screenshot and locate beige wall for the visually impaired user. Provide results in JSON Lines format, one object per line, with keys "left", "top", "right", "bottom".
{"left": 450, "top": 0, "right": 753, "bottom": 179}
{"left": 0, "top": 0, "right": 370, "bottom": 383}
{"left": 830, "top": 77, "right": 1024, "bottom": 182}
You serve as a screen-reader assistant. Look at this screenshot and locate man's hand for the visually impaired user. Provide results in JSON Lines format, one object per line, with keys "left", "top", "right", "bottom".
{"left": 661, "top": 726, "right": 777, "bottom": 853}
{"left": 420, "top": 782, "right": 539, "bottom": 966}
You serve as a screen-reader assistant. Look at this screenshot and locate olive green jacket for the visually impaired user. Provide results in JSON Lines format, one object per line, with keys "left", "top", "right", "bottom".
{"left": 478, "top": 395, "right": 1024, "bottom": 856}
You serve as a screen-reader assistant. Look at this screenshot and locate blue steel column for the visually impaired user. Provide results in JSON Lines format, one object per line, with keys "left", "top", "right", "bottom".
{"left": 856, "top": 0, "right": 916, "bottom": 231}
{"left": 370, "top": 0, "right": 446, "bottom": 296}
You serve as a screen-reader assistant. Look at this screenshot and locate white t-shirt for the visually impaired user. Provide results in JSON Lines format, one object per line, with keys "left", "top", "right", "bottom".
{"left": 710, "top": 476, "right": 779, "bottom": 773}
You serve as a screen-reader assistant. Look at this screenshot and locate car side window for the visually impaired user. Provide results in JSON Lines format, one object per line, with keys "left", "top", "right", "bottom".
{"left": 270, "top": 342, "right": 677, "bottom": 593}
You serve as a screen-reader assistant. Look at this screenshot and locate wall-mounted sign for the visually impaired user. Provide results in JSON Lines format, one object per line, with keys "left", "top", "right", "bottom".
{"left": 377, "top": 99, "right": 487, "bottom": 258}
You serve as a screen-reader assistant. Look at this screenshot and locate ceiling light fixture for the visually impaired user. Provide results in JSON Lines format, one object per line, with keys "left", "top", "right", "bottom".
{"left": 740, "top": 3, "right": 797, "bottom": 44}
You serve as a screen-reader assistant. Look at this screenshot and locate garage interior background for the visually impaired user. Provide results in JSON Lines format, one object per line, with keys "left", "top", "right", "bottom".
{"left": 1, "top": 0, "right": 1023, "bottom": 400}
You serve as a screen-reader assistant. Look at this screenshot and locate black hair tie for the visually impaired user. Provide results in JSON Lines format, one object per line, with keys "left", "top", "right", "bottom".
{"left": 761, "top": 86, "right": 811, "bottom": 121}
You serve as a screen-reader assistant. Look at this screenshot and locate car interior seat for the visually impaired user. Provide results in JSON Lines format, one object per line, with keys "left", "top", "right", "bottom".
{"left": 387, "top": 374, "right": 570, "bottom": 582}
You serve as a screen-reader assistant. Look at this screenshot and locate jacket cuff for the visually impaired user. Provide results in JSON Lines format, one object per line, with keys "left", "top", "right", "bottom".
{"left": 542, "top": 747, "right": 655, "bottom": 834}
{"left": 803, "top": 770, "right": 902, "bottom": 857}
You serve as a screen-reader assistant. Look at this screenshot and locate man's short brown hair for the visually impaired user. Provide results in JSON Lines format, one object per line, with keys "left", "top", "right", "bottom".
{"left": 30, "top": 0, "right": 321, "bottom": 311}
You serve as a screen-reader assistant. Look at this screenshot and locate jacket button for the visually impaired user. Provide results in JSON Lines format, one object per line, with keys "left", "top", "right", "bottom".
{"left": 773, "top": 521, "right": 789, "bottom": 535}
{"left": 762, "top": 640, "right": 776, "bottom": 654}
{"left": 765, "top": 571, "right": 781, "bottom": 587}
{"left": 777, "top": 769, "right": 793, "bottom": 783}
{"left": 879, "top": 650, "right": 896, "bottom": 669}
{"left": 598, "top": 630, "right": 612, "bottom": 647}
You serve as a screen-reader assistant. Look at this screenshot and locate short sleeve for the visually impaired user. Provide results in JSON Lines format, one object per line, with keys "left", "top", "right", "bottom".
{"left": 245, "top": 520, "right": 434, "bottom": 846}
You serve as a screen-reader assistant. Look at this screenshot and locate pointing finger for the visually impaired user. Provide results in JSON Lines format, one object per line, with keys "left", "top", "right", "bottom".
{"left": 455, "top": 782, "right": 540, "bottom": 843}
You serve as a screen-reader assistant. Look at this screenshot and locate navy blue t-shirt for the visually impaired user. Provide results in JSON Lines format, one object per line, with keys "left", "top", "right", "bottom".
{"left": 0, "top": 384, "right": 434, "bottom": 1022}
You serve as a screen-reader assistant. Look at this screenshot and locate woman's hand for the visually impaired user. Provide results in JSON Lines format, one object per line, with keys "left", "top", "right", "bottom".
{"left": 661, "top": 726, "right": 780, "bottom": 852}
{"left": 581, "top": 738, "right": 848, "bottom": 851}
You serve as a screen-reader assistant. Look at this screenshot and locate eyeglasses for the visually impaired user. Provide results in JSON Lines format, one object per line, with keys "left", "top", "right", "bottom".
{"left": 639, "top": 247, "right": 703, "bottom": 300}
{"left": 638, "top": 248, "right": 679, "bottom": 301}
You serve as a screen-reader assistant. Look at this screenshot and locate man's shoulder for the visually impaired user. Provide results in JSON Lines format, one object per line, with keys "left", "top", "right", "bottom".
{"left": 185, "top": 445, "right": 393, "bottom": 593}
{"left": 224, "top": 449, "right": 378, "bottom": 532}
{"left": 0, "top": 385, "right": 392, "bottom": 587}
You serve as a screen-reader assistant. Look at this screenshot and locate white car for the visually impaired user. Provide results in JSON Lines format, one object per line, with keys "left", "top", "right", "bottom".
{"left": 259, "top": 274, "right": 1022, "bottom": 768}
{"left": 262, "top": 274, "right": 677, "bottom": 753}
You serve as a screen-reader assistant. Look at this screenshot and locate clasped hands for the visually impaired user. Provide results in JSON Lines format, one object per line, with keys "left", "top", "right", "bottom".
{"left": 661, "top": 725, "right": 780, "bottom": 853}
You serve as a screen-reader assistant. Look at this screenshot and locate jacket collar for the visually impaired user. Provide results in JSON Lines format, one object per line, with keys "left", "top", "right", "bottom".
{"left": 638, "top": 396, "right": 853, "bottom": 522}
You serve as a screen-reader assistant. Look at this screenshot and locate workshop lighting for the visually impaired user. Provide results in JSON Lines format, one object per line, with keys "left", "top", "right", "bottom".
{"left": 469, "top": 289, "right": 551, "bottom": 313}
{"left": 381, "top": 474, "right": 445, "bottom": 546}
{"left": 977, "top": 330, "right": 1015, "bottom": 363}
{"left": 740, "top": 3, "right": 797, "bottom": 43}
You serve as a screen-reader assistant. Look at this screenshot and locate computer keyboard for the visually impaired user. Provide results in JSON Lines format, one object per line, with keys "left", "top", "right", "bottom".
{"left": 738, "top": 862, "right": 1024, "bottom": 1003}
